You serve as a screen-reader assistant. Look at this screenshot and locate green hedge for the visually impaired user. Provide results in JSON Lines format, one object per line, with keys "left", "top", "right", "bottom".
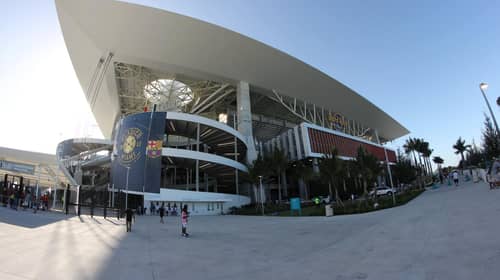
{"left": 331, "top": 188, "right": 425, "bottom": 215}
{"left": 232, "top": 188, "right": 425, "bottom": 216}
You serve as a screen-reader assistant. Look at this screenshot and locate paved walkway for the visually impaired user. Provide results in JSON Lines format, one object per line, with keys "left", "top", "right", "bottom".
{"left": 1, "top": 180, "right": 499, "bottom": 280}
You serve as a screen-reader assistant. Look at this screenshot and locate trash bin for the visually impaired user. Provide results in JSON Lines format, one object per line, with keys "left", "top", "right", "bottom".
{"left": 325, "top": 204, "right": 333, "bottom": 217}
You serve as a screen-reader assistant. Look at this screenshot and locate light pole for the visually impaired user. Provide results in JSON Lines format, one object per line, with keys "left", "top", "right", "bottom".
{"left": 125, "top": 166, "right": 130, "bottom": 210}
{"left": 374, "top": 130, "right": 396, "bottom": 206}
{"left": 258, "top": 175, "right": 264, "bottom": 216}
{"left": 480, "top": 83, "right": 500, "bottom": 135}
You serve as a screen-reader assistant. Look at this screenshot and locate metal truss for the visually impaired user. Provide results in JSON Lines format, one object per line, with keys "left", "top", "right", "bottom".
{"left": 114, "top": 62, "right": 236, "bottom": 118}
{"left": 270, "top": 90, "right": 375, "bottom": 141}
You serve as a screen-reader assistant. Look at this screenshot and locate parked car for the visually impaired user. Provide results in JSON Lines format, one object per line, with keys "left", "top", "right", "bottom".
{"left": 369, "top": 186, "right": 397, "bottom": 196}
{"left": 319, "top": 196, "right": 331, "bottom": 204}
{"left": 312, "top": 196, "right": 331, "bottom": 204}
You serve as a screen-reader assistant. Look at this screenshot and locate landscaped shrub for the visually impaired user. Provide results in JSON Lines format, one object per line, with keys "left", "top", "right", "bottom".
{"left": 231, "top": 189, "right": 425, "bottom": 216}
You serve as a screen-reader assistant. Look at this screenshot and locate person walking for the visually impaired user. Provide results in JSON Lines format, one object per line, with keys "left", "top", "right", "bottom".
{"left": 489, "top": 158, "right": 500, "bottom": 189}
{"left": 159, "top": 205, "right": 165, "bottom": 224}
{"left": 181, "top": 204, "right": 189, "bottom": 237}
{"left": 125, "top": 208, "right": 134, "bottom": 232}
{"left": 172, "top": 203, "right": 178, "bottom": 216}
{"left": 150, "top": 202, "right": 156, "bottom": 216}
{"left": 452, "top": 170, "right": 459, "bottom": 186}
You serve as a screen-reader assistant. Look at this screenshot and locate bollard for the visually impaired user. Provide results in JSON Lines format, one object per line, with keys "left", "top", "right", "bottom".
{"left": 104, "top": 206, "right": 107, "bottom": 219}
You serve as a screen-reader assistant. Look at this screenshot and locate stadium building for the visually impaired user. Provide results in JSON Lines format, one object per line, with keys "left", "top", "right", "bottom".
{"left": 54, "top": 0, "right": 409, "bottom": 214}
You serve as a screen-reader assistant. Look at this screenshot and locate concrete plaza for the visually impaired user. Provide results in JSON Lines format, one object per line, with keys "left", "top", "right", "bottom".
{"left": 1, "top": 180, "right": 499, "bottom": 280}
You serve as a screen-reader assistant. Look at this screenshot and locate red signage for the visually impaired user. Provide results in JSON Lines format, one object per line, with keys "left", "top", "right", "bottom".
{"left": 307, "top": 127, "right": 396, "bottom": 163}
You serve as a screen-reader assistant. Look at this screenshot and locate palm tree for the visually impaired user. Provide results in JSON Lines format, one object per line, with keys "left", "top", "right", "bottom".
{"left": 354, "top": 146, "right": 382, "bottom": 199}
{"left": 289, "top": 160, "right": 313, "bottom": 200}
{"left": 319, "top": 148, "right": 341, "bottom": 203}
{"left": 414, "top": 138, "right": 426, "bottom": 175}
{"left": 433, "top": 156, "right": 444, "bottom": 180}
{"left": 393, "top": 155, "right": 417, "bottom": 185}
{"left": 453, "top": 137, "right": 471, "bottom": 168}
{"left": 242, "top": 154, "right": 269, "bottom": 204}
{"left": 403, "top": 138, "right": 418, "bottom": 167}
{"left": 421, "top": 142, "right": 433, "bottom": 175}
{"left": 270, "top": 148, "right": 288, "bottom": 203}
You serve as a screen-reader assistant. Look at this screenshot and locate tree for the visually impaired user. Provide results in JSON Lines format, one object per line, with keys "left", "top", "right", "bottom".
{"left": 270, "top": 148, "right": 288, "bottom": 203}
{"left": 414, "top": 138, "right": 426, "bottom": 175}
{"left": 403, "top": 138, "right": 418, "bottom": 167}
{"left": 482, "top": 116, "right": 500, "bottom": 161}
{"left": 242, "top": 154, "right": 269, "bottom": 204}
{"left": 465, "top": 143, "right": 484, "bottom": 168}
{"left": 421, "top": 142, "right": 433, "bottom": 176}
{"left": 288, "top": 160, "right": 314, "bottom": 200}
{"left": 453, "top": 137, "right": 471, "bottom": 168}
{"left": 393, "top": 155, "right": 417, "bottom": 185}
{"left": 433, "top": 156, "right": 444, "bottom": 180}
{"left": 319, "top": 148, "right": 342, "bottom": 203}
{"left": 354, "top": 146, "right": 382, "bottom": 198}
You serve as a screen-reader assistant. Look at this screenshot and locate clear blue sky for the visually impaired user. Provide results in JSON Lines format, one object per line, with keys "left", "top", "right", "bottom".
{"left": 1, "top": 0, "right": 500, "bottom": 168}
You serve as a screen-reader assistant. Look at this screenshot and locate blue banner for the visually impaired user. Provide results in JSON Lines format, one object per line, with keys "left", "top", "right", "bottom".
{"left": 111, "top": 112, "right": 166, "bottom": 193}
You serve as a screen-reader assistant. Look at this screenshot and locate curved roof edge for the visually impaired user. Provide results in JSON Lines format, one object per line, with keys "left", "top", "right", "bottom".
{"left": 55, "top": 0, "right": 409, "bottom": 141}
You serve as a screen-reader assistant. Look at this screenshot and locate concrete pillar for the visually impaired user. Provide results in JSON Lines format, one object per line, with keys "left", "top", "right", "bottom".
{"left": 237, "top": 81, "right": 257, "bottom": 164}
{"left": 52, "top": 185, "right": 57, "bottom": 209}
{"left": 74, "top": 166, "right": 83, "bottom": 185}
{"left": 287, "top": 129, "right": 295, "bottom": 160}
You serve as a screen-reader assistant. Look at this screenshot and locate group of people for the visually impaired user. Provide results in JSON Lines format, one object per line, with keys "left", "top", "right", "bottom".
{"left": 149, "top": 202, "right": 179, "bottom": 216}
{"left": 1, "top": 187, "right": 50, "bottom": 212}
{"left": 125, "top": 204, "right": 190, "bottom": 237}
{"left": 442, "top": 158, "right": 500, "bottom": 189}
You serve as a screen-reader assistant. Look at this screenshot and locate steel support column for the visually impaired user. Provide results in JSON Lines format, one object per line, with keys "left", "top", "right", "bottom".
{"left": 196, "top": 123, "right": 200, "bottom": 192}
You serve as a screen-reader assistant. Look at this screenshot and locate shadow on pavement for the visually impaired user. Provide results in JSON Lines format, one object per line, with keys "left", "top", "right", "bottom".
{"left": 0, "top": 206, "right": 72, "bottom": 228}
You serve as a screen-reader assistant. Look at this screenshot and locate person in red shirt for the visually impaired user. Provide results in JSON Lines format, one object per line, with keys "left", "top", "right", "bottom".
{"left": 181, "top": 204, "right": 189, "bottom": 237}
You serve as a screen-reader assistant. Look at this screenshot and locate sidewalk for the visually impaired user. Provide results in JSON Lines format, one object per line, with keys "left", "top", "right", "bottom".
{"left": 0, "top": 180, "right": 499, "bottom": 280}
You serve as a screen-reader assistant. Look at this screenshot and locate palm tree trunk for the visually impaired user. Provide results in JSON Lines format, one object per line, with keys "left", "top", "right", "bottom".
{"left": 278, "top": 169, "right": 282, "bottom": 204}
{"left": 282, "top": 171, "right": 288, "bottom": 199}
{"left": 418, "top": 154, "right": 425, "bottom": 176}
{"left": 362, "top": 179, "right": 370, "bottom": 206}
{"left": 362, "top": 179, "right": 368, "bottom": 196}
{"left": 412, "top": 151, "right": 418, "bottom": 167}
{"left": 438, "top": 165, "right": 442, "bottom": 182}
{"left": 334, "top": 185, "right": 344, "bottom": 207}
{"left": 298, "top": 178, "right": 306, "bottom": 200}
{"left": 328, "top": 182, "right": 333, "bottom": 200}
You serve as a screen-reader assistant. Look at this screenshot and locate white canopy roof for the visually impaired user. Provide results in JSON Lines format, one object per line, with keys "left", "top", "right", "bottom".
{"left": 55, "top": 0, "right": 409, "bottom": 141}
